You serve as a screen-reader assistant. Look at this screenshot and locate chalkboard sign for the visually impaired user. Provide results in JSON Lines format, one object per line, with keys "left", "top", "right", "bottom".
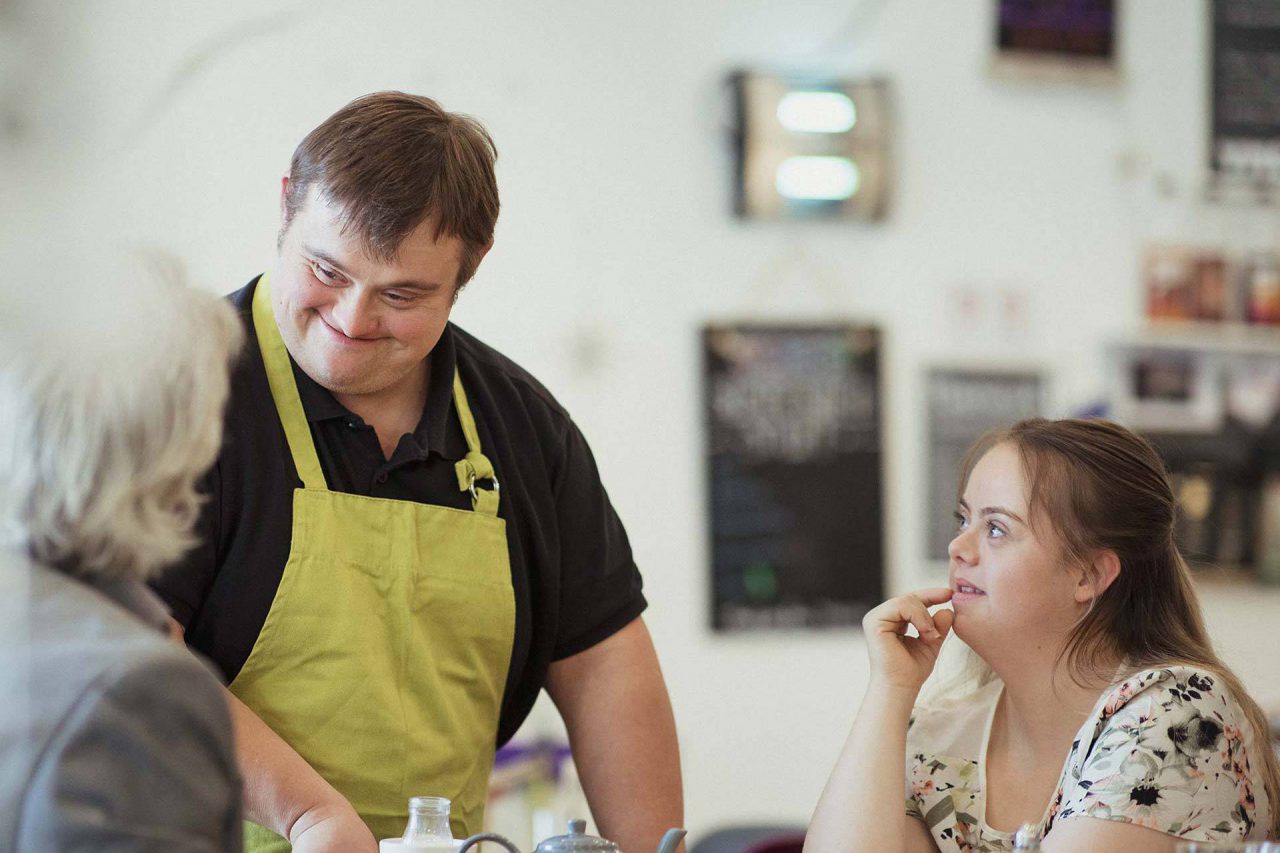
{"left": 926, "top": 369, "right": 1043, "bottom": 560}
{"left": 1211, "top": 0, "right": 1280, "bottom": 175}
{"left": 703, "top": 325, "right": 883, "bottom": 632}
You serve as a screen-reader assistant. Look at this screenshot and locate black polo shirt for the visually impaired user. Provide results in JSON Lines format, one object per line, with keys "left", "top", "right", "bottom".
{"left": 150, "top": 277, "right": 647, "bottom": 746}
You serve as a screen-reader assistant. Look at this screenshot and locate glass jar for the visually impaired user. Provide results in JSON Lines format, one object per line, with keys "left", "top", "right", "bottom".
{"left": 403, "top": 796, "right": 453, "bottom": 843}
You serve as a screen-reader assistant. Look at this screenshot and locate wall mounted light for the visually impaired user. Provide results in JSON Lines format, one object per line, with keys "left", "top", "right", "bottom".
{"left": 775, "top": 156, "right": 861, "bottom": 201}
{"left": 776, "top": 91, "right": 857, "bottom": 134}
{"left": 729, "top": 72, "right": 891, "bottom": 221}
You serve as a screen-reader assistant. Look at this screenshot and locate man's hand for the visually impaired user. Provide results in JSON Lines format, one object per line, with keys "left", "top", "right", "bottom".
{"left": 288, "top": 801, "right": 378, "bottom": 853}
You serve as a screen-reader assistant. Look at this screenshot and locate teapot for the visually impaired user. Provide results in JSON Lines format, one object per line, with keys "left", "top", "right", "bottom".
{"left": 458, "top": 818, "right": 686, "bottom": 853}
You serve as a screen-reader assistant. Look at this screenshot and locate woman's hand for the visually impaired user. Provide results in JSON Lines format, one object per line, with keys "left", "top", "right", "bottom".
{"left": 862, "top": 587, "right": 955, "bottom": 695}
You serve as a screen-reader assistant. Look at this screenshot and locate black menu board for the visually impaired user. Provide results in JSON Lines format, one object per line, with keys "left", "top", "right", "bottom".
{"left": 1211, "top": 0, "right": 1280, "bottom": 173}
{"left": 703, "top": 325, "right": 883, "bottom": 632}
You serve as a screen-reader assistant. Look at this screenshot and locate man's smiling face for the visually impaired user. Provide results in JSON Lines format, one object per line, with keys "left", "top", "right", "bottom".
{"left": 271, "top": 184, "right": 463, "bottom": 400}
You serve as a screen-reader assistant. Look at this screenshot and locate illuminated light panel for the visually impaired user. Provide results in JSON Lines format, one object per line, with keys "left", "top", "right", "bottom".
{"left": 775, "top": 156, "right": 860, "bottom": 201}
{"left": 776, "top": 91, "right": 857, "bottom": 133}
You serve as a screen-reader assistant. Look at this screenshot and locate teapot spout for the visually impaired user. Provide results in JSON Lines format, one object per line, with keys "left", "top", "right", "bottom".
{"left": 656, "top": 828, "right": 687, "bottom": 853}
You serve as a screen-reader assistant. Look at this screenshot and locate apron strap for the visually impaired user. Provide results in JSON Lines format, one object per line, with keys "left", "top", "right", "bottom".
{"left": 251, "top": 274, "right": 328, "bottom": 490}
{"left": 452, "top": 372, "right": 500, "bottom": 516}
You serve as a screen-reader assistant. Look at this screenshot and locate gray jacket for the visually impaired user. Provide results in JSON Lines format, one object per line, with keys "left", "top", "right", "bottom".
{"left": 0, "top": 550, "right": 243, "bottom": 852}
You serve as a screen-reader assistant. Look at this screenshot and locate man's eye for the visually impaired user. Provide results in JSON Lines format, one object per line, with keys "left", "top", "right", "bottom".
{"left": 309, "top": 261, "right": 340, "bottom": 284}
{"left": 384, "top": 291, "right": 412, "bottom": 304}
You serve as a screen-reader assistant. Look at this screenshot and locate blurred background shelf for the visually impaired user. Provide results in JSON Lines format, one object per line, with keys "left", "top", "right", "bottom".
{"left": 1120, "top": 321, "right": 1280, "bottom": 355}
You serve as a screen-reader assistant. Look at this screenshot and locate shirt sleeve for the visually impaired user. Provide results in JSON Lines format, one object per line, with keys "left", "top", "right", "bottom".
{"left": 550, "top": 417, "right": 647, "bottom": 660}
{"left": 1050, "top": 668, "right": 1266, "bottom": 844}
{"left": 17, "top": 651, "right": 244, "bottom": 852}
{"left": 147, "top": 464, "right": 220, "bottom": 629}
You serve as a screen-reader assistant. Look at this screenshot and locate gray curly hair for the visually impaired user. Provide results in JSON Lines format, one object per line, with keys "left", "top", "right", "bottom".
{"left": 0, "top": 253, "right": 242, "bottom": 582}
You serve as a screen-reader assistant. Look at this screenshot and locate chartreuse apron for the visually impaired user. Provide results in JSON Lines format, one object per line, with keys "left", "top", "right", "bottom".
{"left": 230, "top": 274, "right": 514, "bottom": 852}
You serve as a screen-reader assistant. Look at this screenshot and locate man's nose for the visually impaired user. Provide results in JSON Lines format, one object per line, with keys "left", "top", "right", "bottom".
{"left": 331, "top": 289, "right": 378, "bottom": 338}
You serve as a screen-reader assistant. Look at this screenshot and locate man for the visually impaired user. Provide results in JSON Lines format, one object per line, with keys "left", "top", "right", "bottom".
{"left": 151, "top": 92, "right": 682, "bottom": 853}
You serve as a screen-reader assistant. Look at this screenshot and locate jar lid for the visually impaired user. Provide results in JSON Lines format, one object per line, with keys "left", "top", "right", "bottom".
{"left": 534, "top": 820, "right": 619, "bottom": 853}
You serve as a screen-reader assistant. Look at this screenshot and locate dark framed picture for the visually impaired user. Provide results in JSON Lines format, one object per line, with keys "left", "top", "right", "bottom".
{"left": 1210, "top": 0, "right": 1280, "bottom": 180}
{"left": 703, "top": 324, "right": 883, "bottom": 631}
{"left": 991, "top": 0, "right": 1119, "bottom": 82}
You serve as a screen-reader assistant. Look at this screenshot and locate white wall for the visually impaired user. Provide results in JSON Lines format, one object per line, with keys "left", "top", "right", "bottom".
{"left": 3, "top": 0, "right": 1279, "bottom": 835}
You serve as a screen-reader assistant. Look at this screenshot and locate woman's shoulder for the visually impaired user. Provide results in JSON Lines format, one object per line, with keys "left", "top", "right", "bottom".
{"left": 1095, "top": 665, "right": 1244, "bottom": 726}
{"left": 1081, "top": 664, "right": 1255, "bottom": 779}
{"left": 1047, "top": 663, "right": 1268, "bottom": 843}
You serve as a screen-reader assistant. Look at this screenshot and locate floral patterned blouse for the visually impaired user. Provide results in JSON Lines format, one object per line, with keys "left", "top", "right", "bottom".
{"left": 904, "top": 667, "right": 1272, "bottom": 851}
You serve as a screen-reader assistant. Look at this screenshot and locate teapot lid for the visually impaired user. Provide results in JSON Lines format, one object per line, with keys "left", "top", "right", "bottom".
{"left": 534, "top": 820, "right": 619, "bottom": 853}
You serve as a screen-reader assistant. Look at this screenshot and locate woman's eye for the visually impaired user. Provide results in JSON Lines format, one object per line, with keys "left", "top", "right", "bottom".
{"left": 954, "top": 512, "right": 968, "bottom": 531}
{"left": 987, "top": 522, "right": 1006, "bottom": 539}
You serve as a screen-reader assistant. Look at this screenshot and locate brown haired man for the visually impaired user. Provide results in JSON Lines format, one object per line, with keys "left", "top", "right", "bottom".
{"left": 152, "top": 92, "right": 682, "bottom": 853}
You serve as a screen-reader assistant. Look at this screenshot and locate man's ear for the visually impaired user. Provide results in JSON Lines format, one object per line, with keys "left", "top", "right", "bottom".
{"left": 1075, "top": 550, "right": 1121, "bottom": 604}
{"left": 452, "top": 240, "right": 495, "bottom": 303}
{"left": 473, "top": 239, "right": 494, "bottom": 270}
{"left": 279, "top": 175, "right": 291, "bottom": 225}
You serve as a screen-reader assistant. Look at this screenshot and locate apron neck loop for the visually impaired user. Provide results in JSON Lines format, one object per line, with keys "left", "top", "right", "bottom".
{"left": 452, "top": 372, "right": 500, "bottom": 516}
{"left": 252, "top": 273, "right": 328, "bottom": 490}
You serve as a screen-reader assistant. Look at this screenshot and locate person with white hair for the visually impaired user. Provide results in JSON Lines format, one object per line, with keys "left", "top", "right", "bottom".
{"left": 0, "top": 256, "right": 246, "bottom": 852}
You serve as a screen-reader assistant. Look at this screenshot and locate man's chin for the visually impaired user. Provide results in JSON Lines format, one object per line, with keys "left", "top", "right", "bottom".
{"left": 322, "top": 377, "right": 386, "bottom": 396}
{"left": 298, "top": 358, "right": 388, "bottom": 397}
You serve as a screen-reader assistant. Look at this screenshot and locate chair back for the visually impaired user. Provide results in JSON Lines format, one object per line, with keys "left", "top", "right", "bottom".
{"left": 689, "top": 825, "right": 806, "bottom": 853}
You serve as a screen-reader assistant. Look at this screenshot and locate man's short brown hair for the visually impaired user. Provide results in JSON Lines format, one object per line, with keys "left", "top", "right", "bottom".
{"left": 282, "top": 91, "right": 499, "bottom": 289}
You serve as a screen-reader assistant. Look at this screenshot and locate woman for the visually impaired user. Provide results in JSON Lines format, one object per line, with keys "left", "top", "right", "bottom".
{"left": 807, "top": 418, "right": 1277, "bottom": 852}
{"left": 0, "top": 256, "right": 245, "bottom": 851}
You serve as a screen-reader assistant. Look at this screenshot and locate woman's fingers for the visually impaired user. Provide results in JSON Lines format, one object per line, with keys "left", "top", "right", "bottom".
{"left": 915, "top": 587, "right": 954, "bottom": 607}
{"left": 898, "top": 596, "right": 939, "bottom": 639}
{"left": 872, "top": 589, "right": 952, "bottom": 640}
{"left": 932, "top": 607, "right": 955, "bottom": 640}
{"left": 862, "top": 589, "right": 955, "bottom": 692}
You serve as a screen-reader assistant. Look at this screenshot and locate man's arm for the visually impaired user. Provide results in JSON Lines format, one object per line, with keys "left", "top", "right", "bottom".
{"left": 545, "top": 616, "right": 683, "bottom": 852}
{"left": 168, "top": 619, "right": 376, "bottom": 853}
{"left": 225, "top": 690, "right": 377, "bottom": 851}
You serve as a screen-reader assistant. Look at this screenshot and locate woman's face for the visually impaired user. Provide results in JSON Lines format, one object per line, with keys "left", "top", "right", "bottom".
{"left": 947, "top": 443, "right": 1085, "bottom": 657}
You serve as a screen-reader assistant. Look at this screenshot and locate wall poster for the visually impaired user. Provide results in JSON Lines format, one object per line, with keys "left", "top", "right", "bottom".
{"left": 926, "top": 369, "right": 1044, "bottom": 561}
{"left": 1211, "top": 0, "right": 1280, "bottom": 178}
{"left": 991, "top": 0, "right": 1118, "bottom": 81}
{"left": 704, "top": 325, "right": 882, "bottom": 632}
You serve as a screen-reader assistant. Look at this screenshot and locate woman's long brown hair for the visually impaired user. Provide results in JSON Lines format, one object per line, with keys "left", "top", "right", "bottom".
{"left": 959, "top": 418, "right": 1279, "bottom": 836}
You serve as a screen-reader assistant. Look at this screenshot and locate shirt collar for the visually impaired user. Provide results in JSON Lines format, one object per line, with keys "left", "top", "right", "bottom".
{"left": 291, "top": 324, "right": 465, "bottom": 461}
